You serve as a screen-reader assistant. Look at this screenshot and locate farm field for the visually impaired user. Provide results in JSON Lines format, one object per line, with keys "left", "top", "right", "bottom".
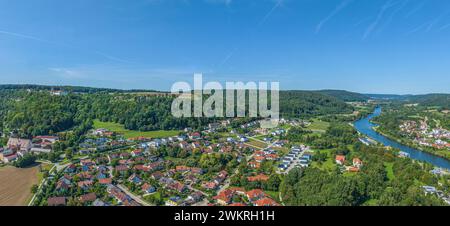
{"left": 307, "top": 119, "right": 330, "bottom": 132}
{"left": 93, "top": 120, "right": 181, "bottom": 139}
{"left": 0, "top": 165, "right": 40, "bottom": 206}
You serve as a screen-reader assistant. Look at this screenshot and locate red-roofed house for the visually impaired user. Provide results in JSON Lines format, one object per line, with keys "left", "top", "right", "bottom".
{"left": 253, "top": 197, "right": 280, "bottom": 206}
{"left": 202, "top": 181, "right": 218, "bottom": 190}
{"left": 335, "top": 155, "right": 346, "bottom": 165}
{"left": 348, "top": 167, "right": 360, "bottom": 172}
{"left": 353, "top": 158, "right": 363, "bottom": 168}
{"left": 79, "top": 193, "right": 97, "bottom": 203}
{"left": 246, "top": 189, "right": 266, "bottom": 201}
{"left": 99, "top": 178, "right": 112, "bottom": 185}
{"left": 247, "top": 174, "right": 270, "bottom": 182}
{"left": 248, "top": 161, "right": 261, "bottom": 169}
{"left": 228, "top": 203, "right": 246, "bottom": 206}
{"left": 47, "top": 197, "right": 66, "bottom": 206}
{"left": 213, "top": 189, "right": 234, "bottom": 205}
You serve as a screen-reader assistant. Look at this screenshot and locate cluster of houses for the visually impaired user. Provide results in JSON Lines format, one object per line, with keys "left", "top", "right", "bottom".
{"left": 46, "top": 156, "right": 115, "bottom": 206}
{"left": 335, "top": 155, "right": 363, "bottom": 172}
{"left": 422, "top": 185, "right": 450, "bottom": 205}
{"left": 212, "top": 188, "right": 280, "bottom": 206}
{"left": 0, "top": 136, "right": 59, "bottom": 163}
{"left": 106, "top": 147, "right": 211, "bottom": 206}
{"left": 399, "top": 120, "right": 450, "bottom": 150}
{"left": 278, "top": 145, "right": 311, "bottom": 173}
{"left": 79, "top": 135, "right": 131, "bottom": 154}
{"left": 36, "top": 117, "right": 331, "bottom": 206}
{"left": 249, "top": 149, "right": 279, "bottom": 169}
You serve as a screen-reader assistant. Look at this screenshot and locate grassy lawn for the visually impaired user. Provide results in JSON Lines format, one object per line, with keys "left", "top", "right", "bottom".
{"left": 343, "top": 171, "right": 358, "bottom": 177}
{"left": 245, "top": 139, "right": 269, "bottom": 149}
{"left": 93, "top": 119, "right": 181, "bottom": 139}
{"left": 265, "top": 190, "right": 281, "bottom": 203}
{"left": 272, "top": 146, "right": 289, "bottom": 155}
{"left": 363, "top": 199, "right": 379, "bottom": 206}
{"left": 384, "top": 162, "right": 395, "bottom": 181}
{"left": 252, "top": 135, "right": 267, "bottom": 141}
{"left": 310, "top": 149, "right": 337, "bottom": 171}
{"left": 307, "top": 119, "right": 330, "bottom": 133}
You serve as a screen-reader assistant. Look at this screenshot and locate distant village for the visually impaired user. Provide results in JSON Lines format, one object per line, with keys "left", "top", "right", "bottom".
{"left": 399, "top": 119, "right": 450, "bottom": 150}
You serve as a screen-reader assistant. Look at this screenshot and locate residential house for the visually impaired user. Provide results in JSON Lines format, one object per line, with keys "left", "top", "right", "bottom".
{"left": 246, "top": 189, "right": 266, "bottom": 201}
{"left": 353, "top": 158, "right": 363, "bottom": 168}
{"left": 247, "top": 174, "right": 270, "bottom": 182}
{"left": 47, "top": 197, "right": 66, "bottom": 206}
{"left": 141, "top": 183, "right": 156, "bottom": 194}
{"left": 7, "top": 138, "right": 32, "bottom": 152}
{"left": 213, "top": 189, "right": 234, "bottom": 205}
{"left": 79, "top": 193, "right": 97, "bottom": 204}
{"left": 253, "top": 197, "right": 280, "bottom": 206}
{"left": 335, "top": 155, "right": 346, "bottom": 165}
{"left": 128, "top": 174, "right": 142, "bottom": 185}
{"left": 166, "top": 196, "right": 183, "bottom": 206}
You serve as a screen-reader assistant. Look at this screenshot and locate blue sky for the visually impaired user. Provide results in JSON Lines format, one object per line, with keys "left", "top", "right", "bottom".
{"left": 1, "top": 0, "right": 450, "bottom": 94}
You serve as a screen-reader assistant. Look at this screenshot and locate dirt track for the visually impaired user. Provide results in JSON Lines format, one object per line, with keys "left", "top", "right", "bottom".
{"left": 0, "top": 165, "right": 39, "bottom": 206}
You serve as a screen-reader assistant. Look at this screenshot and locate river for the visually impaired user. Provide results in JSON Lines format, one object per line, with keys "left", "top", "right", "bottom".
{"left": 353, "top": 107, "right": 450, "bottom": 170}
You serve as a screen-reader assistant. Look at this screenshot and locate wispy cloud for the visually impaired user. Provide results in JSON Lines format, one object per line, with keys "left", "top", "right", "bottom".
{"left": 439, "top": 22, "right": 450, "bottom": 31}
{"left": 376, "top": 0, "right": 409, "bottom": 35}
{"left": 405, "top": 11, "right": 449, "bottom": 35}
{"left": 217, "top": 47, "right": 238, "bottom": 68}
{"left": 258, "top": 0, "right": 284, "bottom": 27}
{"left": 0, "top": 29, "right": 134, "bottom": 64}
{"left": 363, "top": 0, "right": 397, "bottom": 40}
{"left": 204, "top": 0, "right": 232, "bottom": 6}
{"left": 0, "top": 30, "right": 58, "bottom": 45}
{"left": 405, "top": 21, "right": 429, "bottom": 35}
{"left": 93, "top": 51, "right": 135, "bottom": 64}
{"left": 315, "top": 0, "right": 353, "bottom": 34}
{"left": 404, "top": 0, "right": 426, "bottom": 18}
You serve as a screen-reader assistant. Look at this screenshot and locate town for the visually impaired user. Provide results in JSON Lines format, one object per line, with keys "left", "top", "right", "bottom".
{"left": 399, "top": 119, "right": 450, "bottom": 150}
{"left": 1, "top": 117, "right": 309, "bottom": 206}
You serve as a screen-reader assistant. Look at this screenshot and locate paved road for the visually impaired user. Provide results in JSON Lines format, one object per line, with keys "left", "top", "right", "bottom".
{"left": 117, "top": 184, "right": 152, "bottom": 206}
{"left": 28, "top": 164, "right": 57, "bottom": 206}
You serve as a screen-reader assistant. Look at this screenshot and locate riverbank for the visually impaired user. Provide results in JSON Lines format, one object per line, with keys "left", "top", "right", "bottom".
{"left": 373, "top": 126, "right": 450, "bottom": 161}
{"left": 353, "top": 107, "right": 450, "bottom": 170}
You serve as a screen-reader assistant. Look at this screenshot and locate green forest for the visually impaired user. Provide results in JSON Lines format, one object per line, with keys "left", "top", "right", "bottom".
{"left": 0, "top": 86, "right": 357, "bottom": 138}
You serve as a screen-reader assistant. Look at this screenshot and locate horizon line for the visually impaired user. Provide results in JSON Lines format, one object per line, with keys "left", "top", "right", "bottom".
{"left": 0, "top": 83, "right": 449, "bottom": 96}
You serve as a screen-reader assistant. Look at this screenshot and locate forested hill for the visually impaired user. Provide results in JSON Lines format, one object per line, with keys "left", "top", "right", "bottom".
{"left": 366, "top": 93, "right": 450, "bottom": 109}
{"left": 0, "top": 86, "right": 356, "bottom": 137}
{"left": 0, "top": 84, "right": 161, "bottom": 94}
{"left": 315, "top": 90, "right": 370, "bottom": 102}
{"left": 405, "top": 94, "right": 450, "bottom": 109}
{"left": 279, "top": 91, "right": 354, "bottom": 118}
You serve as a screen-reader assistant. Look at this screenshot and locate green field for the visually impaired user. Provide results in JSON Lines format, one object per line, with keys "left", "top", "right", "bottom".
{"left": 93, "top": 120, "right": 181, "bottom": 139}
{"left": 384, "top": 162, "right": 395, "bottom": 181}
{"left": 307, "top": 119, "right": 330, "bottom": 132}
{"left": 245, "top": 138, "right": 269, "bottom": 149}
{"left": 265, "top": 190, "right": 281, "bottom": 203}
{"left": 310, "top": 149, "right": 336, "bottom": 171}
